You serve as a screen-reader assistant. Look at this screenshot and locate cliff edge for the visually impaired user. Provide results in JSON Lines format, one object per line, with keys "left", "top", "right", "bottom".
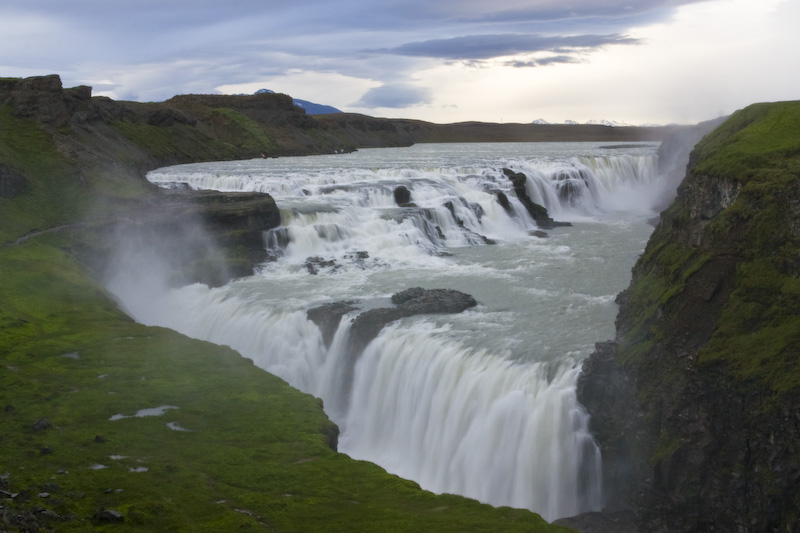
{"left": 578, "top": 102, "right": 800, "bottom": 531}
{"left": 0, "top": 75, "right": 567, "bottom": 531}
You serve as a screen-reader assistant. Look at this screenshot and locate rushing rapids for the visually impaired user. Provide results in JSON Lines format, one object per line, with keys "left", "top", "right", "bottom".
{"left": 110, "top": 142, "right": 664, "bottom": 521}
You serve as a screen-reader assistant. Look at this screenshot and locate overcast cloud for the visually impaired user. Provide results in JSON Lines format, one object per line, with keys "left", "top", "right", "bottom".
{"left": 1, "top": 0, "right": 797, "bottom": 124}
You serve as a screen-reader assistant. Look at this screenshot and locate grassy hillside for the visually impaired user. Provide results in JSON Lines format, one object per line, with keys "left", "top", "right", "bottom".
{"left": 1, "top": 80, "right": 568, "bottom": 530}
{"left": 617, "top": 101, "right": 800, "bottom": 395}
{"left": 579, "top": 101, "right": 800, "bottom": 531}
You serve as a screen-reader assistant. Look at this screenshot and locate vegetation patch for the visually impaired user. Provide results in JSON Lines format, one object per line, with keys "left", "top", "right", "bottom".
{"left": 1, "top": 87, "right": 565, "bottom": 531}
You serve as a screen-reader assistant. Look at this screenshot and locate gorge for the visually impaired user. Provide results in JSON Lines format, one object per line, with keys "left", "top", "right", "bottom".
{"left": 2, "top": 75, "right": 799, "bottom": 532}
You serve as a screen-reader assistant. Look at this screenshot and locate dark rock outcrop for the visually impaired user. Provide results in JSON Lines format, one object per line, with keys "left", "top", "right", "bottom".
{"left": 393, "top": 185, "right": 412, "bottom": 206}
{"left": 306, "top": 301, "right": 359, "bottom": 348}
{"left": 307, "top": 288, "right": 477, "bottom": 357}
{"left": 304, "top": 256, "right": 338, "bottom": 275}
{"left": 501, "top": 168, "right": 571, "bottom": 229}
{"left": 577, "top": 102, "right": 800, "bottom": 532}
{"left": 349, "top": 288, "right": 477, "bottom": 354}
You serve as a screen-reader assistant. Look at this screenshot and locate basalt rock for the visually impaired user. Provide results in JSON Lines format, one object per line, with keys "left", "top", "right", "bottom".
{"left": 393, "top": 185, "right": 412, "bottom": 206}
{"left": 501, "top": 168, "right": 571, "bottom": 229}
{"left": 576, "top": 102, "right": 800, "bottom": 532}
{"left": 306, "top": 301, "right": 359, "bottom": 348}
{"left": 349, "top": 288, "right": 477, "bottom": 354}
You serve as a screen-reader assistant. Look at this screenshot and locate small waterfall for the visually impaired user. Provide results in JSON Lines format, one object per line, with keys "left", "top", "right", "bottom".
{"left": 122, "top": 144, "right": 663, "bottom": 521}
{"left": 149, "top": 152, "right": 659, "bottom": 262}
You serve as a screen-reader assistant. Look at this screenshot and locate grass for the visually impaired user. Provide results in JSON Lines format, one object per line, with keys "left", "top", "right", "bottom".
{"left": 690, "top": 101, "right": 800, "bottom": 181}
{"left": 616, "top": 101, "right": 800, "bottom": 397}
{"left": 0, "top": 107, "right": 86, "bottom": 243}
{"left": 1, "top": 101, "right": 567, "bottom": 530}
{"left": 1, "top": 241, "right": 565, "bottom": 531}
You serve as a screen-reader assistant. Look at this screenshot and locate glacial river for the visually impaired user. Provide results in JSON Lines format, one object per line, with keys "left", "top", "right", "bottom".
{"left": 108, "top": 142, "right": 663, "bottom": 521}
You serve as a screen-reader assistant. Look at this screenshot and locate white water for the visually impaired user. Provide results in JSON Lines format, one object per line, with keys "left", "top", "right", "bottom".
{"left": 110, "top": 142, "right": 663, "bottom": 521}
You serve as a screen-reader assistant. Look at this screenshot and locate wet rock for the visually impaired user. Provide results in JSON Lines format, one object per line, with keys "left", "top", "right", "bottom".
{"left": 305, "top": 256, "right": 338, "bottom": 275}
{"left": 93, "top": 508, "right": 124, "bottom": 522}
{"left": 553, "top": 510, "right": 639, "bottom": 533}
{"left": 344, "top": 251, "right": 369, "bottom": 262}
{"left": 501, "top": 168, "right": 571, "bottom": 229}
{"left": 390, "top": 287, "right": 477, "bottom": 314}
{"left": 493, "top": 190, "right": 511, "bottom": 211}
{"left": 32, "top": 419, "right": 51, "bottom": 431}
{"left": 306, "top": 301, "right": 358, "bottom": 348}
{"left": 393, "top": 185, "right": 412, "bottom": 206}
{"left": 349, "top": 288, "right": 477, "bottom": 354}
{"left": 442, "top": 200, "right": 495, "bottom": 244}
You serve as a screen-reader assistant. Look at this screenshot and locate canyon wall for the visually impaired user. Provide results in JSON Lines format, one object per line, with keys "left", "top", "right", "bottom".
{"left": 578, "top": 101, "right": 800, "bottom": 532}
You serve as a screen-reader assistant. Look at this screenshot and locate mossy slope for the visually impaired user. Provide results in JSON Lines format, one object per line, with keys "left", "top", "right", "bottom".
{"left": 579, "top": 101, "right": 800, "bottom": 532}
{"left": 1, "top": 79, "right": 567, "bottom": 530}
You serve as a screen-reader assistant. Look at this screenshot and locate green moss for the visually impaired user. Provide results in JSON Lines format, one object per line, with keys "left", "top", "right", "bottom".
{"left": 691, "top": 101, "right": 800, "bottom": 180}
{"left": 0, "top": 239, "right": 565, "bottom": 531}
{"left": 649, "top": 430, "right": 683, "bottom": 466}
{"left": 211, "top": 108, "right": 276, "bottom": 154}
{"left": 0, "top": 106, "right": 87, "bottom": 242}
{"left": 1, "top": 106, "right": 564, "bottom": 531}
{"left": 110, "top": 117, "right": 239, "bottom": 162}
{"left": 616, "top": 238, "right": 704, "bottom": 362}
{"left": 619, "top": 101, "right": 800, "bottom": 397}
{"left": 698, "top": 253, "right": 800, "bottom": 393}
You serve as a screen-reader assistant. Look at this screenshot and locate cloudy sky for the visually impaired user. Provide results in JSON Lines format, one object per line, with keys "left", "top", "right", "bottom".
{"left": 1, "top": 0, "right": 797, "bottom": 125}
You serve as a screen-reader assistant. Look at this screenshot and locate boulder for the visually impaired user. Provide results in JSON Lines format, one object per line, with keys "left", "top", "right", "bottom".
{"left": 349, "top": 288, "right": 477, "bottom": 354}
{"left": 393, "top": 185, "right": 412, "bottom": 206}
{"left": 7, "top": 74, "right": 70, "bottom": 127}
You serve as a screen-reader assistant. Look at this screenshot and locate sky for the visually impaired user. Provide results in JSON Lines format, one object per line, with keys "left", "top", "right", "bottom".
{"left": 1, "top": 0, "right": 798, "bottom": 125}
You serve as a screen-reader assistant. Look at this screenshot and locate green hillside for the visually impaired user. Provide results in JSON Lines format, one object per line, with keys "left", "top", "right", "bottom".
{"left": 1, "top": 76, "right": 567, "bottom": 531}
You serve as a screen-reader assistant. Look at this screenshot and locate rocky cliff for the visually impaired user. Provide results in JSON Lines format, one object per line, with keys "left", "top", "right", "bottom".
{"left": 577, "top": 102, "right": 800, "bottom": 531}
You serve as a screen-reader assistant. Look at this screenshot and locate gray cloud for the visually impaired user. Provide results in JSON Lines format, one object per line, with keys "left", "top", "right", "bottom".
{"left": 354, "top": 83, "right": 433, "bottom": 109}
{"left": 506, "top": 55, "right": 579, "bottom": 68}
{"left": 370, "top": 33, "right": 640, "bottom": 61}
{"left": 0, "top": 0, "right": 699, "bottom": 106}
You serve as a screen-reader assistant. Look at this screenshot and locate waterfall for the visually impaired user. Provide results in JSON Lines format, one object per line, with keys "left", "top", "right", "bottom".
{"left": 110, "top": 143, "right": 662, "bottom": 522}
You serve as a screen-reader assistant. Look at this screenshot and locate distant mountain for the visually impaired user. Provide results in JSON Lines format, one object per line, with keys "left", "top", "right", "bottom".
{"left": 585, "top": 119, "right": 632, "bottom": 127}
{"left": 564, "top": 120, "right": 579, "bottom": 125}
{"left": 531, "top": 118, "right": 550, "bottom": 125}
{"left": 255, "top": 89, "right": 342, "bottom": 115}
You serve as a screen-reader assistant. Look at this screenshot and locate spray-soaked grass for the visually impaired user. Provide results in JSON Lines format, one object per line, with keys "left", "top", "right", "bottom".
{"left": 1, "top": 103, "right": 566, "bottom": 531}
{"left": 0, "top": 239, "right": 567, "bottom": 532}
{"left": 616, "top": 101, "right": 800, "bottom": 397}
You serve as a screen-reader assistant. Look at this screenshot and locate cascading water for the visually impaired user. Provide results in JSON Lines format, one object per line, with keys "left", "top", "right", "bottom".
{"left": 109, "top": 142, "right": 663, "bottom": 521}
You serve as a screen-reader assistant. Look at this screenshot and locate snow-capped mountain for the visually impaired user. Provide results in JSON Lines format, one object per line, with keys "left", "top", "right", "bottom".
{"left": 585, "top": 119, "right": 632, "bottom": 127}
